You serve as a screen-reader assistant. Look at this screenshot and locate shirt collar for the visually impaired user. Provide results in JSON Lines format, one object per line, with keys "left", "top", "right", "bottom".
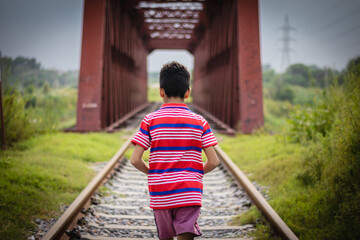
{"left": 160, "top": 103, "right": 189, "bottom": 110}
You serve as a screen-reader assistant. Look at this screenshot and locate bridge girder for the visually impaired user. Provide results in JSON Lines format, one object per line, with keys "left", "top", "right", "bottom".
{"left": 76, "top": 0, "right": 263, "bottom": 133}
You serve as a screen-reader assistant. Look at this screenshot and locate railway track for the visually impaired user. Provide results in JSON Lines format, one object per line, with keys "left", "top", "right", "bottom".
{"left": 74, "top": 159, "right": 255, "bottom": 239}
{"left": 42, "top": 102, "right": 298, "bottom": 240}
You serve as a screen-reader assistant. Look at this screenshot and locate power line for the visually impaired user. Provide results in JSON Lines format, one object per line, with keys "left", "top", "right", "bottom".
{"left": 301, "top": 0, "right": 343, "bottom": 27}
{"left": 305, "top": 23, "right": 360, "bottom": 57}
{"left": 311, "top": 4, "right": 360, "bottom": 35}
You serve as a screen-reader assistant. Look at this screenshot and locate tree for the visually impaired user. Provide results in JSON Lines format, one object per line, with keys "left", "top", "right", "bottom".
{"left": 346, "top": 56, "right": 360, "bottom": 76}
{"left": 274, "top": 85, "right": 294, "bottom": 103}
{"left": 284, "top": 63, "right": 313, "bottom": 87}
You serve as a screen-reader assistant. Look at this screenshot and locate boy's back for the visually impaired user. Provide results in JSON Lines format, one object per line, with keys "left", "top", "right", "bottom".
{"left": 132, "top": 103, "right": 217, "bottom": 209}
{"left": 130, "top": 61, "right": 219, "bottom": 240}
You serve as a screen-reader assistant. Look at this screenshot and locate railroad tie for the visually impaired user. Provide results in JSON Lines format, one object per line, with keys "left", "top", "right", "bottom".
{"left": 76, "top": 159, "right": 256, "bottom": 239}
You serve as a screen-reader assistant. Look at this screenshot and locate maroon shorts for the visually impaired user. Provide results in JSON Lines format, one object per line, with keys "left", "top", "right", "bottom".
{"left": 153, "top": 206, "right": 202, "bottom": 240}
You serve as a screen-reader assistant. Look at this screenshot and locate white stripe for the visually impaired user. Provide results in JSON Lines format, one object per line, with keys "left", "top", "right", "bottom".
{"left": 152, "top": 137, "right": 202, "bottom": 141}
{"left": 202, "top": 141, "right": 217, "bottom": 148}
{"left": 148, "top": 172, "right": 202, "bottom": 179}
{"left": 151, "top": 129, "right": 202, "bottom": 134}
{"left": 150, "top": 192, "right": 202, "bottom": 199}
{"left": 150, "top": 151, "right": 201, "bottom": 157}
{"left": 151, "top": 128, "right": 203, "bottom": 135}
{"left": 133, "top": 136, "right": 150, "bottom": 148}
{"left": 148, "top": 178, "right": 202, "bottom": 185}
{"left": 149, "top": 156, "right": 202, "bottom": 161}
{"left": 150, "top": 159, "right": 202, "bottom": 164}
{"left": 151, "top": 200, "right": 202, "bottom": 206}
{"left": 151, "top": 133, "right": 201, "bottom": 137}
{"left": 149, "top": 179, "right": 202, "bottom": 185}
{"left": 203, "top": 133, "right": 216, "bottom": 140}
{"left": 149, "top": 178, "right": 202, "bottom": 184}
{"left": 151, "top": 196, "right": 202, "bottom": 203}
{"left": 150, "top": 201, "right": 201, "bottom": 208}
{"left": 150, "top": 151, "right": 201, "bottom": 156}
{"left": 148, "top": 173, "right": 202, "bottom": 180}
{"left": 150, "top": 158, "right": 202, "bottom": 162}
{"left": 149, "top": 179, "right": 201, "bottom": 184}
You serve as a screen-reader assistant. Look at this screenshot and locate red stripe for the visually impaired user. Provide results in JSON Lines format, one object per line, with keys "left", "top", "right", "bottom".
{"left": 148, "top": 181, "right": 203, "bottom": 193}
{"left": 149, "top": 117, "right": 203, "bottom": 126}
{"left": 151, "top": 139, "right": 202, "bottom": 148}
{"left": 150, "top": 161, "right": 203, "bottom": 171}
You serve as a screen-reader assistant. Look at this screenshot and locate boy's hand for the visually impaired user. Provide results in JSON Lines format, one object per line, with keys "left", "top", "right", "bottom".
{"left": 203, "top": 146, "right": 220, "bottom": 174}
{"left": 130, "top": 144, "right": 149, "bottom": 175}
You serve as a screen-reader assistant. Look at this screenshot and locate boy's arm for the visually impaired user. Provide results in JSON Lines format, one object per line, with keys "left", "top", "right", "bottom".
{"left": 203, "top": 146, "right": 220, "bottom": 174}
{"left": 130, "top": 144, "right": 149, "bottom": 175}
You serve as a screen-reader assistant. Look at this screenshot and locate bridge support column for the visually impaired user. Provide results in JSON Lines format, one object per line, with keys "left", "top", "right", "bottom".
{"left": 76, "top": 0, "right": 106, "bottom": 131}
{"left": 236, "top": 0, "right": 264, "bottom": 133}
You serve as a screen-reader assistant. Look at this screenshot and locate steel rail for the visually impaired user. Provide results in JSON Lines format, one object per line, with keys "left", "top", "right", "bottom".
{"left": 189, "top": 103, "right": 236, "bottom": 136}
{"left": 105, "top": 102, "right": 151, "bottom": 132}
{"left": 42, "top": 105, "right": 297, "bottom": 240}
{"left": 214, "top": 145, "right": 299, "bottom": 240}
{"left": 42, "top": 135, "right": 134, "bottom": 240}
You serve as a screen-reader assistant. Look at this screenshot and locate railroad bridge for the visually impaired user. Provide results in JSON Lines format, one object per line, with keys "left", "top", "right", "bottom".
{"left": 76, "top": 0, "right": 263, "bottom": 133}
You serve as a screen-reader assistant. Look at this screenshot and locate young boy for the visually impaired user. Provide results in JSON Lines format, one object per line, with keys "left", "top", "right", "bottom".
{"left": 130, "top": 61, "right": 219, "bottom": 240}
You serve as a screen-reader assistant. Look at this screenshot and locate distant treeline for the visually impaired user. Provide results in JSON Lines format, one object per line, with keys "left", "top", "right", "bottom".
{"left": 263, "top": 63, "right": 343, "bottom": 88}
{"left": 1, "top": 51, "right": 358, "bottom": 94}
{"left": 0, "top": 52, "right": 78, "bottom": 91}
{"left": 148, "top": 71, "right": 159, "bottom": 85}
{"left": 261, "top": 58, "right": 360, "bottom": 105}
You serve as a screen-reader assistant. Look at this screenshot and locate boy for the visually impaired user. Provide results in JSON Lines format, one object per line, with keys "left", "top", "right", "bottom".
{"left": 130, "top": 61, "right": 219, "bottom": 240}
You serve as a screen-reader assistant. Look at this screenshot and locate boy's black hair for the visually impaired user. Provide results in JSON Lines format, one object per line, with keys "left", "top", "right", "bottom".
{"left": 160, "top": 61, "right": 190, "bottom": 98}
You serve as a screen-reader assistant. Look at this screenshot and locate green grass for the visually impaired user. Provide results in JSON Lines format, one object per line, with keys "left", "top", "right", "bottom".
{"left": 219, "top": 134, "right": 305, "bottom": 239}
{"left": 219, "top": 134, "right": 302, "bottom": 194}
{"left": 52, "top": 87, "right": 77, "bottom": 129}
{"left": 263, "top": 98, "right": 292, "bottom": 133}
{"left": 0, "top": 131, "right": 130, "bottom": 240}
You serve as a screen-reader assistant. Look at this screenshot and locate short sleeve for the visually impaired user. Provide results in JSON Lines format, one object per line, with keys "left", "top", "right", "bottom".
{"left": 131, "top": 117, "right": 151, "bottom": 150}
{"left": 201, "top": 120, "right": 218, "bottom": 148}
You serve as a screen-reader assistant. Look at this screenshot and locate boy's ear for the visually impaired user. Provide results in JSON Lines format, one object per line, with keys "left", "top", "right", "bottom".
{"left": 160, "top": 88, "right": 166, "bottom": 98}
{"left": 184, "top": 88, "right": 191, "bottom": 99}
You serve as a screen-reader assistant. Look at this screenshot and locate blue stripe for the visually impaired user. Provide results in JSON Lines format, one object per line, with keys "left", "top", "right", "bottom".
{"left": 202, "top": 128, "right": 212, "bottom": 136}
{"left": 140, "top": 128, "right": 149, "bottom": 136}
{"left": 150, "top": 146, "right": 202, "bottom": 153}
{"left": 149, "top": 167, "right": 204, "bottom": 174}
{"left": 149, "top": 123, "right": 203, "bottom": 131}
{"left": 161, "top": 106, "right": 190, "bottom": 110}
{"left": 149, "top": 187, "right": 203, "bottom": 196}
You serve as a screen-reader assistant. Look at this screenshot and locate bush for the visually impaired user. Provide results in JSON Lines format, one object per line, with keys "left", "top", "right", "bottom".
{"left": 287, "top": 101, "right": 334, "bottom": 143}
{"left": 1, "top": 86, "right": 77, "bottom": 146}
{"left": 293, "top": 63, "right": 360, "bottom": 239}
{"left": 1, "top": 93, "right": 35, "bottom": 146}
{"left": 318, "top": 68, "right": 360, "bottom": 239}
{"left": 263, "top": 98, "right": 293, "bottom": 133}
{"left": 274, "top": 85, "right": 294, "bottom": 103}
{"left": 32, "top": 94, "right": 63, "bottom": 132}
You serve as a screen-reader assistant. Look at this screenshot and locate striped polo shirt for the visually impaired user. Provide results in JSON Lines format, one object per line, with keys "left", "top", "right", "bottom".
{"left": 131, "top": 103, "right": 218, "bottom": 209}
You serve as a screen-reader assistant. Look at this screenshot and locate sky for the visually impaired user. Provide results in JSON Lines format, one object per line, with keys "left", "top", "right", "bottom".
{"left": 0, "top": 0, "right": 359, "bottom": 73}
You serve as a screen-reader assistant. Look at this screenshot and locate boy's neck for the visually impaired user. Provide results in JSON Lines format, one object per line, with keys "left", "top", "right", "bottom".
{"left": 163, "top": 97, "right": 185, "bottom": 104}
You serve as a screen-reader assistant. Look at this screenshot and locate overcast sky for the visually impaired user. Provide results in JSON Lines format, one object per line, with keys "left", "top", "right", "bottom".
{"left": 0, "top": 0, "right": 359, "bottom": 72}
